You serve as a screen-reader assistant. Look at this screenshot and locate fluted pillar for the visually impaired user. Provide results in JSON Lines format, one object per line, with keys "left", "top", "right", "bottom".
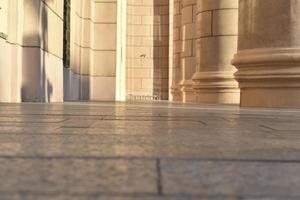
{"left": 232, "top": 0, "right": 300, "bottom": 108}
{"left": 192, "top": 0, "right": 240, "bottom": 104}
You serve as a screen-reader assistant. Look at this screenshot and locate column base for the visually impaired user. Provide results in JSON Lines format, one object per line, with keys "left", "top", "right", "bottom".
{"left": 192, "top": 71, "right": 240, "bottom": 104}
{"left": 241, "top": 88, "right": 300, "bottom": 108}
{"left": 195, "top": 89, "right": 240, "bottom": 104}
{"left": 179, "top": 80, "right": 196, "bottom": 103}
{"left": 170, "top": 85, "right": 182, "bottom": 102}
{"left": 232, "top": 48, "right": 300, "bottom": 108}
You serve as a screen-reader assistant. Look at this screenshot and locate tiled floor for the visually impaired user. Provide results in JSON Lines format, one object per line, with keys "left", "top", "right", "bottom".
{"left": 0, "top": 102, "right": 300, "bottom": 200}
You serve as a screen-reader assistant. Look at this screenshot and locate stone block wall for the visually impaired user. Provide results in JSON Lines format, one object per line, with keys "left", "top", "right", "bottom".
{"left": 65, "top": 0, "right": 117, "bottom": 101}
{"left": 65, "top": 0, "right": 90, "bottom": 100}
{"left": 153, "top": 0, "right": 170, "bottom": 100}
{"left": 90, "top": 0, "right": 117, "bottom": 101}
{"left": 126, "top": 0, "right": 169, "bottom": 100}
{"left": 0, "top": 0, "right": 64, "bottom": 102}
{"left": 0, "top": 0, "right": 10, "bottom": 102}
{"left": 0, "top": 0, "right": 171, "bottom": 103}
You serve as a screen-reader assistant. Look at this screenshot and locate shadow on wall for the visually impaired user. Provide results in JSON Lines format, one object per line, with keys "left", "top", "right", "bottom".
{"left": 21, "top": 0, "right": 91, "bottom": 103}
{"left": 63, "top": 68, "right": 90, "bottom": 101}
{"left": 153, "top": 1, "right": 169, "bottom": 100}
{"left": 21, "top": 1, "right": 53, "bottom": 102}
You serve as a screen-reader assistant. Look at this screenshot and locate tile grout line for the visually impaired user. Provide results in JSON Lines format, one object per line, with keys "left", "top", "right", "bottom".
{"left": 156, "top": 158, "right": 163, "bottom": 196}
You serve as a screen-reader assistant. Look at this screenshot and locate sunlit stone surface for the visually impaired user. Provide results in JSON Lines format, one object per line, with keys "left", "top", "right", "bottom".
{"left": 0, "top": 102, "right": 300, "bottom": 199}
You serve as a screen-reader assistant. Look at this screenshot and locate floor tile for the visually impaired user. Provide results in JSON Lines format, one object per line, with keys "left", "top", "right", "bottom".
{"left": 0, "top": 158, "right": 157, "bottom": 194}
{"left": 161, "top": 160, "right": 300, "bottom": 196}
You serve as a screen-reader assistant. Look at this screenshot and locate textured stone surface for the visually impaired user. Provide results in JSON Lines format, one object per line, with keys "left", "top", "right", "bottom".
{"left": 0, "top": 158, "right": 157, "bottom": 194}
{"left": 233, "top": 0, "right": 300, "bottom": 108}
{"left": 161, "top": 160, "right": 300, "bottom": 196}
{"left": 126, "top": 0, "right": 169, "bottom": 100}
{"left": 0, "top": 195, "right": 190, "bottom": 200}
{"left": 192, "top": 0, "right": 239, "bottom": 104}
{"left": 0, "top": 102, "right": 299, "bottom": 199}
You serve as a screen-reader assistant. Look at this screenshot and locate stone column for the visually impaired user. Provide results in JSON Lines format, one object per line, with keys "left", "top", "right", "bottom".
{"left": 179, "top": 0, "right": 197, "bottom": 102}
{"left": 170, "top": 0, "right": 183, "bottom": 101}
{"left": 232, "top": 0, "right": 300, "bottom": 108}
{"left": 192, "top": 0, "right": 239, "bottom": 104}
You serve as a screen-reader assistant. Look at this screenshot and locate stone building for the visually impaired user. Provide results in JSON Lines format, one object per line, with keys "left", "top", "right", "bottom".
{"left": 0, "top": 0, "right": 299, "bottom": 108}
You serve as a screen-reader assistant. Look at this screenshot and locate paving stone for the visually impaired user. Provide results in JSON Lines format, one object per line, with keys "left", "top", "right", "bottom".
{"left": 0, "top": 158, "right": 157, "bottom": 194}
{"left": 161, "top": 160, "right": 300, "bottom": 196}
{"left": 60, "top": 119, "right": 97, "bottom": 128}
{"left": 0, "top": 133, "right": 299, "bottom": 160}
{"left": 0, "top": 102, "right": 299, "bottom": 199}
{"left": 0, "top": 126, "right": 58, "bottom": 134}
{"left": 0, "top": 194, "right": 94, "bottom": 200}
{"left": 192, "top": 197, "right": 300, "bottom": 200}
{"left": 1, "top": 194, "right": 300, "bottom": 200}
{"left": 260, "top": 122, "right": 300, "bottom": 131}
{"left": 91, "top": 120, "right": 205, "bottom": 130}
{"left": 0, "top": 116, "right": 66, "bottom": 123}
{"left": 0, "top": 194, "right": 190, "bottom": 200}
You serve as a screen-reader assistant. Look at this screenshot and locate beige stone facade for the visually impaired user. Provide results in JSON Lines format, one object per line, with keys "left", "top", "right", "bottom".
{"left": 65, "top": 0, "right": 117, "bottom": 101}
{"left": 126, "top": 0, "right": 169, "bottom": 100}
{"left": 0, "top": 0, "right": 64, "bottom": 102}
{"left": 1, "top": 0, "right": 300, "bottom": 108}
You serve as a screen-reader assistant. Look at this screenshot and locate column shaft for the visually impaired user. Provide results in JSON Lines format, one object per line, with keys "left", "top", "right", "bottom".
{"left": 193, "top": 0, "right": 240, "bottom": 104}
{"left": 179, "top": 0, "right": 197, "bottom": 102}
{"left": 171, "top": 0, "right": 183, "bottom": 101}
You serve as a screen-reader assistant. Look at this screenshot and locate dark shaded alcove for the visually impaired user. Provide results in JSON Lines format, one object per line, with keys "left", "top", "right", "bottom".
{"left": 63, "top": 0, "right": 71, "bottom": 68}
